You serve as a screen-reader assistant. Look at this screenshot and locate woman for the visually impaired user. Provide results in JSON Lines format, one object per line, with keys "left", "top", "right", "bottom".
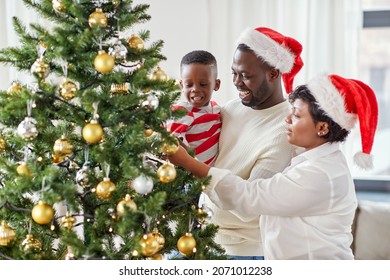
{"left": 167, "top": 73, "right": 378, "bottom": 259}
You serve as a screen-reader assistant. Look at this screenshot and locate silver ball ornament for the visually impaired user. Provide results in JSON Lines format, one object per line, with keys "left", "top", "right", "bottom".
{"left": 17, "top": 117, "right": 38, "bottom": 140}
{"left": 141, "top": 94, "right": 159, "bottom": 111}
{"left": 108, "top": 41, "right": 128, "bottom": 61}
{"left": 76, "top": 162, "right": 92, "bottom": 188}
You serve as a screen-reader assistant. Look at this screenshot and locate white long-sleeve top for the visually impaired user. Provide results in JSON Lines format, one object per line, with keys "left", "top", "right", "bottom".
{"left": 199, "top": 98, "right": 296, "bottom": 256}
{"left": 205, "top": 142, "right": 357, "bottom": 260}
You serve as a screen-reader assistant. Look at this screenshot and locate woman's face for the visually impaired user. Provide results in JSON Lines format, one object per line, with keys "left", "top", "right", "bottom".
{"left": 285, "top": 99, "right": 327, "bottom": 150}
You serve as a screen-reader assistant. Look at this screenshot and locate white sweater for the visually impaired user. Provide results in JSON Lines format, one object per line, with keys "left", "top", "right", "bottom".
{"left": 199, "top": 98, "right": 296, "bottom": 256}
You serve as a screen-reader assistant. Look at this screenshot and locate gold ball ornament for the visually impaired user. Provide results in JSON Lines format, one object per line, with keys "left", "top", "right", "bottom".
{"left": 149, "top": 66, "right": 169, "bottom": 81}
{"left": 0, "top": 135, "right": 6, "bottom": 153}
{"left": 96, "top": 177, "right": 116, "bottom": 200}
{"left": 16, "top": 162, "right": 32, "bottom": 178}
{"left": 7, "top": 82, "right": 23, "bottom": 95}
{"left": 140, "top": 233, "right": 160, "bottom": 257}
{"left": 32, "top": 201, "right": 54, "bottom": 225}
{"left": 59, "top": 78, "right": 77, "bottom": 100}
{"left": 127, "top": 34, "right": 144, "bottom": 51}
{"left": 94, "top": 50, "right": 115, "bottom": 74}
{"left": 157, "top": 162, "right": 176, "bottom": 183}
{"left": 146, "top": 253, "right": 163, "bottom": 260}
{"left": 161, "top": 138, "right": 179, "bottom": 155}
{"left": 152, "top": 228, "right": 165, "bottom": 250}
{"left": 22, "top": 234, "right": 42, "bottom": 251}
{"left": 82, "top": 120, "right": 103, "bottom": 144}
{"left": 144, "top": 128, "right": 153, "bottom": 137}
{"left": 0, "top": 220, "right": 16, "bottom": 246}
{"left": 53, "top": 135, "right": 73, "bottom": 157}
{"left": 88, "top": 8, "right": 108, "bottom": 28}
{"left": 52, "top": 0, "right": 66, "bottom": 14}
{"left": 61, "top": 212, "right": 77, "bottom": 230}
{"left": 31, "top": 57, "right": 49, "bottom": 79}
{"left": 116, "top": 194, "right": 137, "bottom": 216}
{"left": 177, "top": 232, "right": 197, "bottom": 256}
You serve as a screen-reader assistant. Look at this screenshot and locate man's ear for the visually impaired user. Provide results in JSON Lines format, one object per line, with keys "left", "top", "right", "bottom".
{"left": 269, "top": 68, "right": 280, "bottom": 81}
{"left": 214, "top": 79, "right": 221, "bottom": 91}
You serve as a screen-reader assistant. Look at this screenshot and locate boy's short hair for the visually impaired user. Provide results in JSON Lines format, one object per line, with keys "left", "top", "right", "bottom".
{"left": 180, "top": 50, "right": 218, "bottom": 75}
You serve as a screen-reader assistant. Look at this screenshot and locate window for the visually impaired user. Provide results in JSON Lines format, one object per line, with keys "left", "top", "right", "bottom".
{"left": 351, "top": 0, "right": 390, "bottom": 191}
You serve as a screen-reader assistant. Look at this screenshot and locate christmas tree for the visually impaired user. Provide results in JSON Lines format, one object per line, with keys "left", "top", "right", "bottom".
{"left": 0, "top": 0, "right": 226, "bottom": 260}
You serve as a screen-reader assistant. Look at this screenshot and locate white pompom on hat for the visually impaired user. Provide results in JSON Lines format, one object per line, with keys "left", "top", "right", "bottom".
{"left": 235, "top": 27, "right": 304, "bottom": 94}
{"left": 307, "top": 74, "right": 379, "bottom": 169}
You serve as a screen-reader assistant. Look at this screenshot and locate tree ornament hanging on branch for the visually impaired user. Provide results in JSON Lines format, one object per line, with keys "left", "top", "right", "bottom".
{"left": 61, "top": 211, "right": 77, "bottom": 230}
{"left": 131, "top": 174, "right": 154, "bottom": 194}
{"left": 141, "top": 92, "right": 159, "bottom": 111}
{"left": 7, "top": 81, "right": 22, "bottom": 95}
{"left": 0, "top": 220, "right": 16, "bottom": 246}
{"left": 88, "top": 8, "right": 108, "bottom": 28}
{"left": 52, "top": 0, "right": 66, "bottom": 15}
{"left": 95, "top": 164, "right": 115, "bottom": 200}
{"left": 17, "top": 100, "right": 38, "bottom": 141}
{"left": 116, "top": 194, "right": 137, "bottom": 216}
{"left": 157, "top": 161, "right": 176, "bottom": 183}
{"left": 32, "top": 200, "right": 55, "bottom": 225}
{"left": 177, "top": 232, "right": 196, "bottom": 256}
{"left": 140, "top": 233, "right": 160, "bottom": 257}
{"left": 53, "top": 135, "right": 73, "bottom": 158}
{"left": 148, "top": 66, "right": 169, "bottom": 81}
{"left": 127, "top": 34, "right": 144, "bottom": 51}
{"left": 94, "top": 50, "right": 115, "bottom": 74}
{"left": 83, "top": 103, "right": 104, "bottom": 144}
{"left": 0, "top": 134, "right": 6, "bottom": 153}
{"left": 22, "top": 233, "right": 42, "bottom": 251}
{"left": 59, "top": 78, "right": 77, "bottom": 100}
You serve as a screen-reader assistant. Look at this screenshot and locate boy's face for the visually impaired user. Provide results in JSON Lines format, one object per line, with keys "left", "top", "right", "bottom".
{"left": 180, "top": 63, "right": 220, "bottom": 108}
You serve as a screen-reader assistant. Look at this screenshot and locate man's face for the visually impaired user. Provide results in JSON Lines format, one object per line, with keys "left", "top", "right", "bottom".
{"left": 231, "top": 48, "right": 273, "bottom": 110}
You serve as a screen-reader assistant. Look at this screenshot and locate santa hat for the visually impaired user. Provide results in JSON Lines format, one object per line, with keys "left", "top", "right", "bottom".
{"left": 235, "top": 27, "right": 303, "bottom": 93}
{"left": 307, "top": 74, "right": 378, "bottom": 169}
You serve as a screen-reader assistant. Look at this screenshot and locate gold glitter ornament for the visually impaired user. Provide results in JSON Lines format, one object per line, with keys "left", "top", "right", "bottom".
{"left": 146, "top": 253, "right": 163, "bottom": 260}
{"left": 161, "top": 137, "right": 179, "bottom": 155}
{"left": 94, "top": 50, "right": 115, "bottom": 74}
{"left": 177, "top": 232, "right": 196, "bottom": 256}
{"left": 157, "top": 162, "right": 176, "bottom": 183}
{"left": 59, "top": 78, "right": 77, "bottom": 100}
{"left": 32, "top": 200, "right": 55, "bottom": 225}
{"left": 0, "top": 220, "right": 16, "bottom": 246}
{"left": 140, "top": 233, "right": 160, "bottom": 257}
{"left": 88, "top": 8, "right": 108, "bottom": 28}
{"left": 7, "top": 82, "right": 23, "bottom": 94}
{"left": 31, "top": 57, "right": 49, "bottom": 79}
{"left": 149, "top": 66, "right": 169, "bottom": 81}
{"left": 22, "top": 234, "right": 42, "bottom": 251}
{"left": 0, "top": 135, "right": 6, "bottom": 153}
{"left": 110, "top": 83, "right": 129, "bottom": 94}
{"left": 16, "top": 162, "right": 32, "bottom": 178}
{"left": 53, "top": 135, "right": 73, "bottom": 157}
{"left": 96, "top": 177, "right": 116, "bottom": 200}
{"left": 152, "top": 228, "right": 165, "bottom": 250}
{"left": 127, "top": 34, "right": 144, "bottom": 51}
{"left": 52, "top": 0, "right": 66, "bottom": 14}
{"left": 116, "top": 194, "right": 137, "bottom": 216}
{"left": 82, "top": 120, "right": 103, "bottom": 144}
{"left": 61, "top": 212, "right": 76, "bottom": 230}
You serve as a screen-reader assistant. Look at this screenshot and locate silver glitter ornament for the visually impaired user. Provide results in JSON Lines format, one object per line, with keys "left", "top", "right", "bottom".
{"left": 141, "top": 93, "right": 159, "bottom": 111}
{"left": 108, "top": 40, "right": 128, "bottom": 61}
{"left": 17, "top": 117, "right": 38, "bottom": 140}
{"left": 76, "top": 162, "right": 92, "bottom": 188}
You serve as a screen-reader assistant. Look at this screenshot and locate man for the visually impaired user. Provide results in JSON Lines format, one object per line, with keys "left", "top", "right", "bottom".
{"left": 199, "top": 27, "right": 304, "bottom": 259}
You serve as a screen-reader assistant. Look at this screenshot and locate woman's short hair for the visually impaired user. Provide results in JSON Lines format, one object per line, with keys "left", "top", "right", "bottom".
{"left": 289, "top": 85, "right": 350, "bottom": 143}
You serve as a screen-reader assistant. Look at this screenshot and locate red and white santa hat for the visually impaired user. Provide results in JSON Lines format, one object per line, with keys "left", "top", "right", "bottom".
{"left": 235, "top": 27, "right": 304, "bottom": 93}
{"left": 307, "top": 74, "right": 379, "bottom": 169}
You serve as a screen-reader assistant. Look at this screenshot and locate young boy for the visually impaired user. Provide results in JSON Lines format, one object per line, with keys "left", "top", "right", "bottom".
{"left": 166, "top": 50, "right": 221, "bottom": 165}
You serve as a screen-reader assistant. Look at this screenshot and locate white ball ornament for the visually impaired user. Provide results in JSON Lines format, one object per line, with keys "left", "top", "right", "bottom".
{"left": 132, "top": 174, "right": 154, "bottom": 194}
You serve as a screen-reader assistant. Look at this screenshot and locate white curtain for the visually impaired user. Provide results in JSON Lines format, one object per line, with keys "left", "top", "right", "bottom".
{"left": 0, "top": 0, "right": 362, "bottom": 105}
